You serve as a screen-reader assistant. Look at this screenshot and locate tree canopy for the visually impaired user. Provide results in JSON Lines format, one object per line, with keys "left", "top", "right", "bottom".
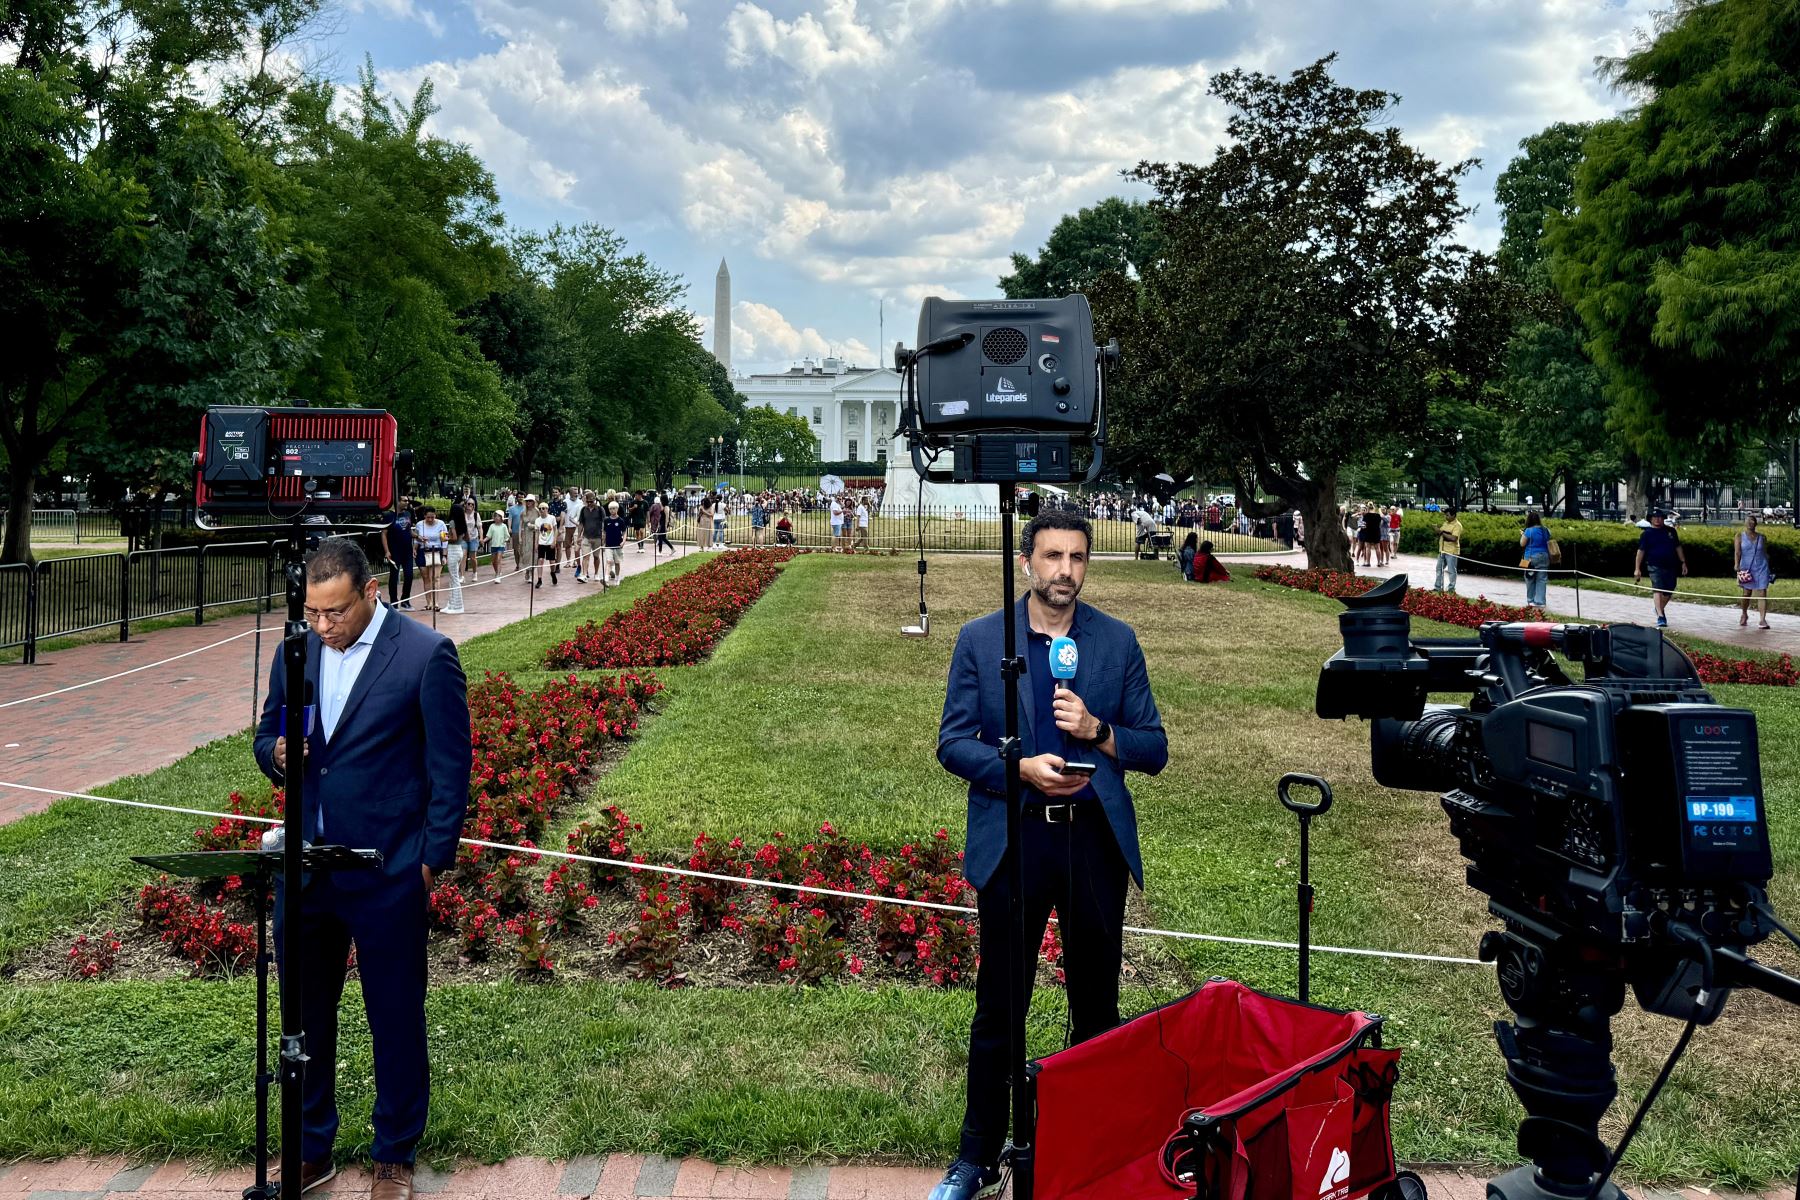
{"left": 0, "top": 2, "right": 740, "bottom": 562}
{"left": 1548, "top": 0, "right": 1800, "bottom": 471}
{"left": 1121, "top": 55, "right": 1473, "bottom": 568}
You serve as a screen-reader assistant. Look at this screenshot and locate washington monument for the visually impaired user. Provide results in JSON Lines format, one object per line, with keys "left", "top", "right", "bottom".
{"left": 713, "top": 258, "right": 731, "bottom": 371}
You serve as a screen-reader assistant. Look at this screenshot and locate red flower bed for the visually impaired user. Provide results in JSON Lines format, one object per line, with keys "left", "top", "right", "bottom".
{"left": 606, "top": 818, "right": 988, "bottom": 988}
{"left": 1254, "top": 566, "right": 1795, "bottom": 686}
{"left": 545, "top": 548, "right": 798, "bottom": 669}
{"left": 125, "top": 668, "right": 664, "bottom": 979}
{"left": 1685, "top": 650, "right": 1799, "bottom": 687}
{"left": 1253, "top": 564, "right": 1546, "bottom": 627}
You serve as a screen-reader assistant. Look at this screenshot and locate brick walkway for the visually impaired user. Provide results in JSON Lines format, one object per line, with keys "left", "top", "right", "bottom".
{"left": 0, "top": 543, "right": 695, "bottom": 826}
{"left": 2, "top": 1156, "right": 1784, "bottom": 1200}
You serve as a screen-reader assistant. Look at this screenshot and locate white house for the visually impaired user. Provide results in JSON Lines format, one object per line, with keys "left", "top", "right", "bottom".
{"left": 736, "top": 357, "right": 902, "bottom": 464}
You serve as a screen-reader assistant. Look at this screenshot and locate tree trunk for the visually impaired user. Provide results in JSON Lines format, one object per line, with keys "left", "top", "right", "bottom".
{"left": 1562, "top": 467, "right": 1581, "bottom": 519}
{"left": 1279, "top": 466, "right": 1350, "bottom": 571}
{"left": 1623, "top": 456, "right": 1652, "bottom": 520}
{"left": 2, "top": 463, "right": 35, "bottom": 566}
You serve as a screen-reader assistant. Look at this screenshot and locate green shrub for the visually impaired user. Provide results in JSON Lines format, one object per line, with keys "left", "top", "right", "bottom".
{"left": 1401, "top": 512, "right": 1800, "bottom": 577}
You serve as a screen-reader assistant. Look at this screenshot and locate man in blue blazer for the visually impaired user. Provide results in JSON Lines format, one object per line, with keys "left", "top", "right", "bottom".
{"left": 929, "top": 509, "right": 1168, "bottom": 1200}
{"left": 254, "top": 538, "right": 470, "bottom": 1200}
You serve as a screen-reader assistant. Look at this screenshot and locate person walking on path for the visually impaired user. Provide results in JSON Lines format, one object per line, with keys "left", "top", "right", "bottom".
{"left": 443, "top": 502, "right": 470, "bottom": 615}
{"left": 579, "top": 497, "right": 607, "bottom": 583}
{"left": 254, "top": 538, "right": 470, "bottom": 1200}
{"left": 648, "top": 493, "right": 672, "bottom": 556}
{"left": 532, "top": 501, "right": 559, "bottom": 588}
{"left": 505, "top": 494, "right": 525, "bottom": 571}
{"left": 1634, "top": 509, "right": 1688, "bottom": 628}
{"left": 602, "top": 501, "right": 627, "bottom": 586}
{"left": 383, "top": 503, "right": 415, "bottom": 610}
{"left": 630, "top": 490, "right": 649, "bottom": 551}
{"left": 1519, "top": 512, "right": 1552, "bottom": 609}
{"left": 1435, "top": 507, "right": 1463, "bottom": 592}
{"left": 749, "top": 495, "right": 768, "bottom": 546}
{"left": 413, "top": 507, "right": 448, "bottom": 613}
{"left": 1735, "top": 513, "right": 1775, "bottom": 630}
{"left": 485, "top": 510, "right": 510, "bottom": 579}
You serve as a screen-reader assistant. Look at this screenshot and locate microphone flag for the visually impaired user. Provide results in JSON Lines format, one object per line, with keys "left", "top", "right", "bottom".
{"left": 1049, "top": 635, "right": 1078, "bottom": 684}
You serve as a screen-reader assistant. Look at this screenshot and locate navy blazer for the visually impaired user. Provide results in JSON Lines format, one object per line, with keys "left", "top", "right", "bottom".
{"left": 254, "top": 605, "right": 472, "bottom": 890}
{"left": 939, "top": 598, "right": 1168, "bottom": 890}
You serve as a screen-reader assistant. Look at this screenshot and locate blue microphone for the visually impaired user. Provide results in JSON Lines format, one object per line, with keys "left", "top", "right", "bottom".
{"left": 1048, "top": 635, "right": 1078, "bottom": 688}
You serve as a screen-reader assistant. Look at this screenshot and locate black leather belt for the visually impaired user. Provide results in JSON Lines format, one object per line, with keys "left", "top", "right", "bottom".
{"left": 1032, "top": 802, "right": 1089, "bottom": 824}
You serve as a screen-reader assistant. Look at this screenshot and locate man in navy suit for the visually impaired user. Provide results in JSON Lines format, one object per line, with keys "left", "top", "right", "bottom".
{"left": 928, "top": 509, "right": 1168, "bottom": 1200}
{"left": 254, "top": 538, "right": 470, "bottom": 1200}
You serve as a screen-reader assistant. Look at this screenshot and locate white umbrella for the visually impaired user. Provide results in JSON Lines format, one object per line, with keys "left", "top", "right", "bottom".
{"left": 1154, "top": 472, "right": 1176, "bottom": 483}
{"left": 1039, "top": 483, "right": 1068, "bottom": 496}
{"left": 819, "top": 474, "right": 846, "bottom": 495}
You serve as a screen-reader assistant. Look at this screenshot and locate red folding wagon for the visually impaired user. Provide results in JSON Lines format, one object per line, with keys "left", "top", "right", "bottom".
{"left": 1030, "top": 979, "right": 1422, "bottom": 1200}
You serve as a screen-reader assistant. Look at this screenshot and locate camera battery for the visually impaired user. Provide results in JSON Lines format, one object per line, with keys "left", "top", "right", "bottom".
{"left": 1619, "top": 704, "right": 1772, "bottom": 883}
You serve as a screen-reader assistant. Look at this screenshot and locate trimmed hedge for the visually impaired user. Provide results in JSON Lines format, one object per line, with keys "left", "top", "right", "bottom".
{"left": 1400, "top": 512, "right": 1800, "bottom": 577}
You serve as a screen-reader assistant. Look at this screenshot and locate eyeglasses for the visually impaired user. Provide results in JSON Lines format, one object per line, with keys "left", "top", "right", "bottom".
{"left": 304, "top": 600, "right": 364, "bottom": 625}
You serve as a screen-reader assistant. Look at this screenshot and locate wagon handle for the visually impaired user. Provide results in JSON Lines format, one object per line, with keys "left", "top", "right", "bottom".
{"left": 1278, "top": 773, "right": 1333, "bottom": 817}
{"left": 1278, "top": 773, "right": 1333, "bottom": 1003}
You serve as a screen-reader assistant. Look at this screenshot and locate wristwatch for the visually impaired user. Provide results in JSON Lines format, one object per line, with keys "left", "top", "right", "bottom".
{"left": 1089, "top": 720, "right": 1112, "bottom": 745}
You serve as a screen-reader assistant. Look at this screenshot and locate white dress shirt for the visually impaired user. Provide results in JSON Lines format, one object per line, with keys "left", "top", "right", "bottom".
{"left": 320, "top": 599, "right": 388, "bottom": 743}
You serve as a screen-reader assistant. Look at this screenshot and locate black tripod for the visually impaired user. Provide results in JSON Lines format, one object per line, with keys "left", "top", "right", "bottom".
{"left": 1481, "top": 917, "right": 1800, "bottom": 1200}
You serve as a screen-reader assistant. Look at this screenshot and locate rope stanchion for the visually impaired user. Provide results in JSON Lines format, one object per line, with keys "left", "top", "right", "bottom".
{"left": 0, "top": 779, "right": 1486, "bottom": 968}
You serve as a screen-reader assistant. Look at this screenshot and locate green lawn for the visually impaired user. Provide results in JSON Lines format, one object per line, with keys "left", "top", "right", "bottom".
{"left": 1, "top": 554, "right": 1795, "bottom": 1183}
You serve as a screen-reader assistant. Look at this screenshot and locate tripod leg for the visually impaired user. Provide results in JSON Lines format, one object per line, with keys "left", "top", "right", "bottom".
{"left": 246, "top": 874, "right": 276, "bottom": 1200}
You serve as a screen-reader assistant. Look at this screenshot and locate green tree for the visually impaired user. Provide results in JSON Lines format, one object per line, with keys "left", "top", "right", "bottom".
{"left": 0, "top": 0, "right": 319, "bottom": 563}
{"left": 740, "top": 405, "right": 818, "bottom": 486}
{"left": 519, "top": 225, "right": 728, "bottom": 488}
{"left": 281, "top": 66, "right": 514, "bottom": 482}
{"left": 999, "top": 197, "right": 1162, "bottom": 298}
{"left": 1491, "top": 122, "right": 1615, "bottom": 517}
{"left": 463, "top": 263, "right": 586, "bottom": 489}
{"left": 1547, "top": 0, "right": 1800, "bottom": 521}
{"left": 1123, "top": 56, "right": 1472, "bottom": 570}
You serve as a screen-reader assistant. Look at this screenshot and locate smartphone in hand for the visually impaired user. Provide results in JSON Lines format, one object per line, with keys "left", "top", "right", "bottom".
{"left": 1058, "top": 761, "right": 1098, "bottom": 777}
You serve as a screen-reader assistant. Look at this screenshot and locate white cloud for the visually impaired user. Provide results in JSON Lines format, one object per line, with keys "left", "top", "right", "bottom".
{"left": 360, "top": 0, "right": 1662, "bottom": 369}
{"left": 724, "top": 0, "right": 884, "bottom": 75}
{"left": 601, "top": 0, "right": 689, "bottom": 36}
{"left": 348, "top": 0, "right": 444, "bottom": 36}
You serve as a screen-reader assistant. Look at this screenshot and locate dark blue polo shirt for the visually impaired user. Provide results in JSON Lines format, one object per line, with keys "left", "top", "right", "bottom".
{"left": 1025, "top": 626, "right": 1097, "bottom": 804}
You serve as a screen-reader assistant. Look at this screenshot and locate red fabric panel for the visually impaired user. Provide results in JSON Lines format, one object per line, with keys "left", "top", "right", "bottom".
{"left": 1033, "top": 980, "right": 1380, "bottom": 1200}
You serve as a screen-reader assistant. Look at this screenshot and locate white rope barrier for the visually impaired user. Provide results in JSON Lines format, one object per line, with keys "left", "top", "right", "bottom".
{"left": 1425, "top": 552, "right": 1800, "bottom": 608}
{"left": 0, "top": 779, "right": 1487, "bottom": 968}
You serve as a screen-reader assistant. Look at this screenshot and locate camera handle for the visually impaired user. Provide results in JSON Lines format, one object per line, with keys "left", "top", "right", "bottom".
{"left": 1277, "top": 773, "right": 1332, "bottom": 1003}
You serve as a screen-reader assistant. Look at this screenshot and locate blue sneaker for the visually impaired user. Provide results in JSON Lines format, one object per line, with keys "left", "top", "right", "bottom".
{"left": 927, "top": 1159, "right": 1002, "bottom": 1200}
{"left": 1656, "top": 615, "right": 1668, "bottom": 628}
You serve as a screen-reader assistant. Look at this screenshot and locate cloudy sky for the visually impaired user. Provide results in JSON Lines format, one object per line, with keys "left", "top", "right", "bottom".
{"left": 320, "top": 0, "right": 1661, "bottom": 374}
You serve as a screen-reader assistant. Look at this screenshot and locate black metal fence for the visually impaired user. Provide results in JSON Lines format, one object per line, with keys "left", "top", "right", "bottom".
{"left": 664, "top": 503, "right": 1293, "bottom": 558}
{"left": 0, "top": 508, "right": 276, "bottom": 545}
{"left": 0, "top": 541, "right": 281, "bottom": 664}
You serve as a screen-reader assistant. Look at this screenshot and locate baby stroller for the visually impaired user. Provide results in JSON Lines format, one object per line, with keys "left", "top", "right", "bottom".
{"left": 1028, "top": 776, "right": 1427, "bottom": 1200}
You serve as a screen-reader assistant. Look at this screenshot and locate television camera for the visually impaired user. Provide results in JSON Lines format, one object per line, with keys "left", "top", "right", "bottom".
{"left": 1317, "top": 574, "right": 1799, "bottom": 1200}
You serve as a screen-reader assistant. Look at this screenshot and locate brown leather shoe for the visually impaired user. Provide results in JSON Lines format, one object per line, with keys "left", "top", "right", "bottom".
{"left": 369, "top": 1161, "right": 414, "bottom": 1200}
{"left": 272, "top": 1158, "right": 336, "bottom": 1195}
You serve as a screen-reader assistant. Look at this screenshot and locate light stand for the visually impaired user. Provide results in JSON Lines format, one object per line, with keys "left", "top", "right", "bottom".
{"left": 995, "top": 483, "right": 1033, "bottom": 1200}
{"left": 275, "top": 514, "right": 308, "bottom": 1199}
